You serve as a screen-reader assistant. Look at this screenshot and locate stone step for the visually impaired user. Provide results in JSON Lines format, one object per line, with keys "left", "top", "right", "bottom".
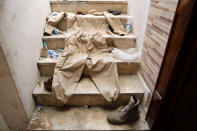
{"left": 37, "top": 55, "right": 139, "bottom": 76}
{"left": 43, "top": 33, "right": 136, "bottom": 50}
{"left": 33, "top": 74, "right": 145, "bottom": 106}
{"left": 50, "top": 0, "right": 128, "bottom": 14}
{"left": 27, "top": 105, "right": 149, "bottom": 130}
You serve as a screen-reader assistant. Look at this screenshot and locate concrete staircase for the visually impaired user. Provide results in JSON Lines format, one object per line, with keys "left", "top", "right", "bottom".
{"left": 50, "top": 0, "right": 128, "bottom": 14}
{"left": 28, "top": 0, "right": 149, "bottom": 130}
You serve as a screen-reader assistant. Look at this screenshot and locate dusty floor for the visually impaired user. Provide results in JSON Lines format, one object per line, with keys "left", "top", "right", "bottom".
{"left": 27, "top": 106, "right": 149, "bottom": 130}
{"left": 0, "top": 114, "right": 9, "bottom": 131}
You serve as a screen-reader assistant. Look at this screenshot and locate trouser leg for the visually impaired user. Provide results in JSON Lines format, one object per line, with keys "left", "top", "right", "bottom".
{"left": 86, "top": 56, "right": 120, "bottom": 102}
{"left": 52, "top": 54, "right": 87, "bottom": 106}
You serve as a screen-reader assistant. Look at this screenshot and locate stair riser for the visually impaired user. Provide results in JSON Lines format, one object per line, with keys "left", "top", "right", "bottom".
{"left": 63, "top": 16, "right": 128, "bottom": 28}
{"left": 69, "top": 16, "right": 128, "bottom": 29}
{"left": 51, "top": 2, "right": 127, "bottom": 14}
{"left": 43, "top": 37, "right": 65, "bottom": 49}
{"left": 54, "top": 15, "right": 129, "bottom": 32}
{"left": 33, "top": 93, "right": 143, "bottom": 106}
{"left": 43, "top": 37, "right": 136, "bottom": 50}
{"left": 38, "top": 62, "right": 139, "bottom": 76}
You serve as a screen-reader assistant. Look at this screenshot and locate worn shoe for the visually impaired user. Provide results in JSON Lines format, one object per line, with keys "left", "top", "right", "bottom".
{"left": 44, "top": 77, "right": 53, "bottom": 92}
{"left": 107, "top": 96, "right": 140, "bottom": 125}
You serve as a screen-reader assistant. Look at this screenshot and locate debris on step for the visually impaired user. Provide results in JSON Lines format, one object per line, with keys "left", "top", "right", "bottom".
{"left": 36, "top": 78, "right": 42, "bottom": 87}
{"left": 42, "top": 41, "right": 47, "bottom": 49}
{"left": 48, "top": 50, "right": 59, "bottom": 58}
{"left": 53, "top": 28, "right": 63, "bottom": 34}
{"left": 108, "top": 9, "right": 121, "bottom": 15}
{"left": 77, "top": 11, "right": 86, "bottom": 15}
{"left": 29, "top": 105, "right": 44, "bottom": 129}
{"left": 57, "top": 48, "right": 64, "bottom": 52}
{"left": 44, "top": 77, "right": 53, "bottom": 92}
{"left": 112, "top": 48, "right": 139, "bottom": 62}
{"left": 36, "top": 105, "right": 44, "bottom": 112}
{"left": 125, "top": 16, "right": 133, "bottom": 33}
{"left": 40, "top": 48, "right": 48, "bottom": 58}
{"left": 84, "top": 105, "right": 91, "bottom": 109}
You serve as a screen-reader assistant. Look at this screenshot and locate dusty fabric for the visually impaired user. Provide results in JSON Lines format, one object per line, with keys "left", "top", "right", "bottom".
{"left": 66, "top": 13, "right": 112, "bottom": 35}
{"left": 44, "top": 24, "right": 55, "bottom": 35}
{"left": 88, "top": 10, "right": 104, "bottom": 16}
{"left": 47, "top": 12, "right": 65, "bottom": 27}
{"left": 52, "top": 33, "right": 120, "bottom": 106}
{"left": 45, "top": 11, "right": 127, "bottom": 36}
{"left": 51, "top": 11, "right": 126, "bottom": 106}
{"left": 66, "top": 13, "right": 77, "bottom": 31}
{"left": 58, "top": 17, "right": 67, "bottom": 31}
{"left": 86, "top": 54, "right": 119, "bottom": 102}
{"left": 53, "top": 54, "right": 88, "bottom": 106}
{"left": 104, "top": 12, "right": 128, "bottom": 36}
{"left": 64, "top": 11, "right": 127, "bottom": 36}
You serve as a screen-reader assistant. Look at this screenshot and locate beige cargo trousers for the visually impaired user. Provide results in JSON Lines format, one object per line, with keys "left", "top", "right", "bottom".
{"left": 52, "top": 32, "right": 120, "bottom": 106}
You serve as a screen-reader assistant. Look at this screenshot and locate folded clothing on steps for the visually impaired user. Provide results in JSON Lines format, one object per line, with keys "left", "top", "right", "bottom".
{"left": 66, "top": 11, "right": 128, "bottom": 36}
{"left": 47, "top": 12, "right": 65, "bottom": 27}
{"left": 45, "top": 11, "right": 128, "bottom": 36}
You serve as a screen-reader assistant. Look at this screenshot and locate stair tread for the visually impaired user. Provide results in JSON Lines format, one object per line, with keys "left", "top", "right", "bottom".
{"left": 50, "top": 0, "right": 128, "bottom": 4}
{"left": 42, "top": 33, "right": 137, "bottom": 49}
{"left": 27, "top": 106, "right": 149, "bottom": 130}
{"left": 43, "top": 33, "right": 136, "bottom": 39}
{"left": 51, "top": 13, "right": 129, "bottom": 18}
{"left": 37, "top": 52, "right": 139, "bottom": 65}
{"left": 33, "top": 74, "right": 145, "bottom": 95}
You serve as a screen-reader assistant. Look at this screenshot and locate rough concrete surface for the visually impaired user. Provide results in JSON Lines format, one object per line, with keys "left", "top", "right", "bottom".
{"left": 27, "top": 106, "right": 149, "bottom": 130}
{"left": 0, "top": 113, "right": 9, "bottom": 131}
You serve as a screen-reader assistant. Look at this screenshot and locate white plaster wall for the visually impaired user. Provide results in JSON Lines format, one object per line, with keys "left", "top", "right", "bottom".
{"left": 128, "top": 0, "right": 150, "bottom": 56}
{"left": 0, "top": 47, "right": 28, "bottom": 130}
{"left": 0, "top": 0, "right": 51, "bottom": 119}
{"left": 128, "top": 0, "right": 151, "bottom": 112}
